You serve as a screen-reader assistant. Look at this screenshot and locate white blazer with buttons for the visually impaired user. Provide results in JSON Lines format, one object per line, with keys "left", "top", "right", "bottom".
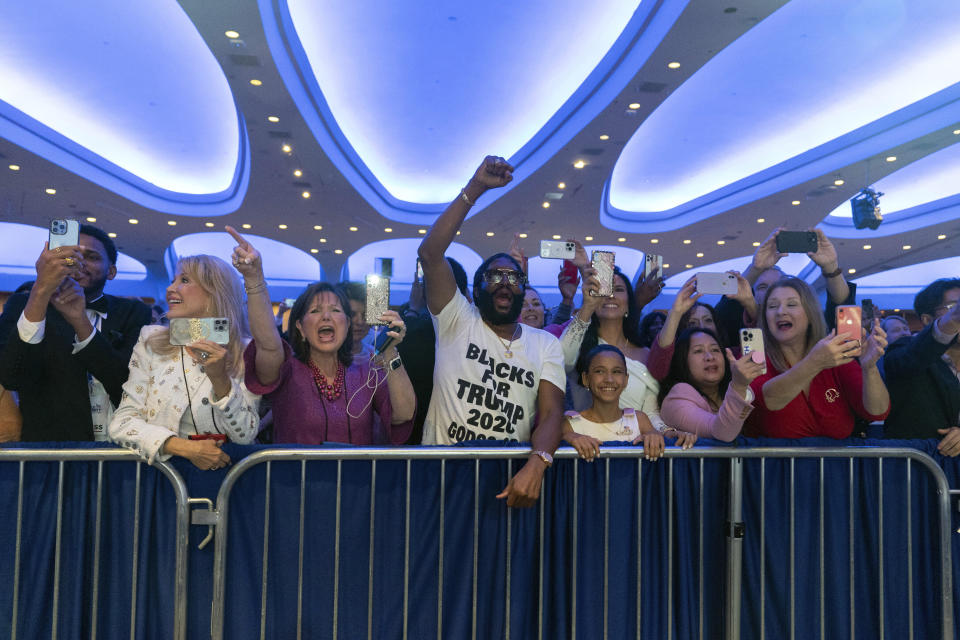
{"left": 108, "top": 325, "right": 260, "bottom": 463}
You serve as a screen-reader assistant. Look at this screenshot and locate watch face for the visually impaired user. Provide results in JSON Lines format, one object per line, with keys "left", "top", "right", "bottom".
{"left": 389, "top": 356, "right": 402, "bottom": 370}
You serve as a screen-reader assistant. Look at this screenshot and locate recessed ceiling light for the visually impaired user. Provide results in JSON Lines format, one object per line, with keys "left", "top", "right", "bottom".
{"left": 756, "top": 218, "right": 765, "bottom": 223}
{"left": 752, "top": 241, "right": 761, "bottom": 247}
{"left": 242, "top": 223, "right": 252, "bottom": 229}
{"left": 685, "top": 264, "right": 693, "bottom": 269}
{"left": 558, "top": 182, "right": 566, "bottom": 189}
{"left": 628, "top": 102, "right": 641, "bottom": 110}
{"left": 349, "top": 226, "right": 358, "bottom": 232}
{"left": 128, "top": 218, "right": 138, "bottom": 224}
{"left": 278, "top": 224, "right": 287, "bottom": 230}
{"left": 301, "top": 191, "right": 311, "bottom": 199}
{"left": 267, "top": 116, "right": 279, "bottom": 123}
{"left": 885, "top": 155, "right": 897, "bottom": 162}
{"left": 205, "top": 222, "right": 215, "bottom": 228}
{"left": 418, "top": 229, "right": 427, "bottom": 235}
{"left": 293, "top": 169, "right": 302, "bottom": 177}
{"left": 791, "top": 200, "right": 801, "bottom": 206}
{"left": 313, "top": 224, "right": 322, "bottom": 230}
{"left": 384, "top": 227, "right": 392, "bottom": 233}
{"left": 663, "top": 264, "right": 669, "bottom": 269}
{"left": 224, "top": 30, "right": 239, "bottom": 39}
{"left": 683, "top": 239, "right": 691, "bottom": 244}
{"left": 319, "top": 238, "right": 327, "bottom": 243}
{"left": 334, "top": 249, "right": 343, "bottom": 255}
{"left": 107, "top": 232, "right": 117, "bottom": 238}
{"left": 938, "top": 234, "right": 947, "bottom": 240}
{"left": 167, "top": 220, "right": 177, "bottom": 226}
{"left": 45, "top": 188, "right": 56, "bottom": 195}
{"left": 518, "top": 233, "right": 528, "bottom": 239}
{"left": 85, "top": 217, "right": 96, "bottom": 222}
{"left": 542, "top": 202, "right": 550, "bottom": 209}
{"left": 8, "top": 164, "right": 20, "bottom": 171}
{"left": 456, "top": 231, "right": 461, "bottom": 235}
{"left": 281, "top": 144, "right": 292, "bottom": 153}
{"left": 667, "top": 61, "right": 681, "bottom": 69}
{"left": 249, "top": 79, "right": 263, "bottom": 87}
{"left": 902, "top": 244, "right": 911, "bottom": 250}
{"left": 599, "top": 134, "right": 610, "bottom": 141}
{"left": 834, "top": 178, "right": 845, "bottom": 186}
{"left": 954, "top": 129, "right": 960, "bottom": 135}
{"left": 486, "top": 231, "right": 495, "bottom": 237}
{"left": 717, "top": 240, "right": 725, "bottom": 245}
{"left": 573, "top": 160, "right": 586, "bottom": 169}
{"left": 848, "top": 268, "right": 856, "bottom": 274}
{"left": 310, "top": 248, "right": 319, "bottom": 254}
{"left": 862, "top": 244, "right": 871, "bottom": 250}
{"left": 552, "top": 234, "right": 562, "bottom": 240}
{"left": 650, "top": 238, "right": 659, "bottom": 244}
{"left": 617, "top": 237, "right": 626, "bottom": 242}
{"left": 696, "top": 252, "right": 704, "bottom": 258}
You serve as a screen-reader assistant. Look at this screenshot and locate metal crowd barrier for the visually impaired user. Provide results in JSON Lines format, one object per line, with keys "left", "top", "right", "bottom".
{"left": 207, "top": 447, "right": 954, "bottom": 640}
{"left": 0, "top": 449, "right": 191, "bottom": 640}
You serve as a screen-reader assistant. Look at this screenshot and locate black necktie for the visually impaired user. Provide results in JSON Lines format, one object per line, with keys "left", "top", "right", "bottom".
{"left": 86, "top": 296, "right": 109, "bottom": 314}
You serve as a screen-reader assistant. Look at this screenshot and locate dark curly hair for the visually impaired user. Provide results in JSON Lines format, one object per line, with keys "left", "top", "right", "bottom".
{"left": 288, "top": 282, "right": 354, "bottom": 367}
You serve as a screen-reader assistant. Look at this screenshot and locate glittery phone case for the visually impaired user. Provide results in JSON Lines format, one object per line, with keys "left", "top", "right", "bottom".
{"left": 365, "top": 274, "right": 390, "bottom": 325}
{"left": 169, "top": 317, "right": 230, "bottom": 345}
{"left": 590, "top": 250, "right": 615, "bottom": 297}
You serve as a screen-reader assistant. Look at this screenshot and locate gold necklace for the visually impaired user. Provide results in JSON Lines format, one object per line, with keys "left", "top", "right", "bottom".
{"left": 497, "top": 323, "right": 521, "bottom": 358}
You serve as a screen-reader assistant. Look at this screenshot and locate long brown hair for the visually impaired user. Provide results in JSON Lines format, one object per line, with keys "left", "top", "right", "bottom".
{"left": 757, "top": 276, "right": 826, "bottom": 372}
{"left": 148, "top": 255, "right": 249, "bottom": 377}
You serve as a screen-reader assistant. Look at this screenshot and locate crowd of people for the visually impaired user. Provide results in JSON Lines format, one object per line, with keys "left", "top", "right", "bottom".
{"left": 1, "top": 156, "right": 958, "bottom": 507}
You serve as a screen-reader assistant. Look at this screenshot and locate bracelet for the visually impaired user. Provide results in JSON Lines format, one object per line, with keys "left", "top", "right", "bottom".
{"left": 821, "top": 267, "right": 843, "bottom": 279}
{"left": 459, "top": 189, "right": 476, "bottom": 206}
{"left": 244, "top": 281, "right": 267, "bottom": 294}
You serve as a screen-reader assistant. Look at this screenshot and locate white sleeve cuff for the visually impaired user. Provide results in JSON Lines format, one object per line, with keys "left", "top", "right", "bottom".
{"left": 932, "top": 317, "right": 958, "bottom": 345}
{"left": 72, "top": 327, "right": 98, "bottom": 354}
{"left": 17, "top": 311, "right": 45, "bottom": 344}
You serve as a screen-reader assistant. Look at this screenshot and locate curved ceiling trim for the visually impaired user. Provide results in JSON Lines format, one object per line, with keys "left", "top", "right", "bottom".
{"left": 600, "top": 84, "right": 960, "bottom": 233}
{"left": 260, "top": 0, "right": 689, "bottom": 224}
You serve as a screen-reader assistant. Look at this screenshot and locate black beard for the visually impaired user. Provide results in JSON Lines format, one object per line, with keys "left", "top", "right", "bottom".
{"left": 83, "top": 273, "right": 110, "bottom": 299}
{"left": 477, "top": 287, "right": 524, "bottom": 326}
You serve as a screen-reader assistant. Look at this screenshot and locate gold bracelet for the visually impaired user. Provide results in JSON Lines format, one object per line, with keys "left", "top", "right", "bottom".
{"left": 244, "top": 281, "right": 267, "bottom": 294}
{"left": 459, "top": 189, "right": 476, "bottom": 206}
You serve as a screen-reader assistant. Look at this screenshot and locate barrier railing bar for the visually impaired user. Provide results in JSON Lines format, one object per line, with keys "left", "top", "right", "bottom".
{"left": 849, "top": 458, "right": 855, "bottom": 640}
{"left": 333, "top": 459, "right": 342, "bottom": 639}
{"left": 296, "top": 460, "right": 305, "bottom": 640}
{"left": 129, "top": 462, "right": 141, "bottom": 640}
{"left": 505, "top": 458, "right": 512, "bottom": 640}
{"left": 259, "top": 461, "right": 271, "bottom": 640}
{"left": 636, "top": 458, "right": 642, "bottom": 638}
{"left": 90, "top": 460, "right": 104, "bottom": 640}
{"left": 724, "top": 457, "right": 743, "bottom": 640}
{"left": 819, "top": 458, "right": 825, "bottom": 640}
{"left": 438, "top": 459, "right": 445, "bottom": 640}
{"left": 403, "top": 459, "right": 411, "bottom": 640}
{"left": 367, "top": 461, "right": 376, "bottom": 640}
{"left": 571, "top": 459, "right": 578, "bottom": 640}
{"left": 698, "top": 458, "right": 704, "bottom": 640}
{"left": 760, "top": 458, "right": 765, "bottom": 640}
{"left": 537, "top": 471, "right": 544, "bottom": 640}
{"left": 52, "top": 460, "right": 64, "bottom": 640}
{"left": 11, "top": 461, "right": 23, "bottom": 640}
{"left": 471, "top": 459, "right": 479, "bottom": 640}
{"left": 879, "top": 458, "right": 885, "bottom": 640}
{"left": 667, "top": 458, "right": 674, "bottom": 640}
{"left": 907, "top": 459, "right": 914, "bottom": 640}
{"left": 603, "top": 457, "right": 610, "bottom": 640}
{"left": 789, "top": 458, "right": 795, "bottom": 640}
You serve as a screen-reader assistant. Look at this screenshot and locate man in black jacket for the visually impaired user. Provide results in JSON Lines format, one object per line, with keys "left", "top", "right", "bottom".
{"left": 0, "top": 224, "right": 150, "bottom": 441}
{"left": 882, "top": 278, "right": 960, "bottom": 452}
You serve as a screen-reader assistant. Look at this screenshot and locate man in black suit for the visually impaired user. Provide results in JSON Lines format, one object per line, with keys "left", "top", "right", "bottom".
{"left": 0, "top": 224, "right": 151, "bottom": 441}
{"left": 882, "top": 278, "right": 960, "bottom": 453}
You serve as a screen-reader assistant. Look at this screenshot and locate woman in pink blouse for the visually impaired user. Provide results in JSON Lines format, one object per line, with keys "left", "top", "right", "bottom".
{"left": 658, "top": 327, "right": 765, "bottom": 441}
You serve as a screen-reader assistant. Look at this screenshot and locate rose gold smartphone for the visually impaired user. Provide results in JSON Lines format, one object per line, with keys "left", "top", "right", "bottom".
{"left": 836, "top": 305, "right": 862, "bottom": 344}
{"left": 590, "top": 250, "right": 615, "bottom": 297}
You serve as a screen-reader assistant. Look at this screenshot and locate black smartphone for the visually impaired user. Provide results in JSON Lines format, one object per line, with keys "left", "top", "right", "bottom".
{"left": 775, "top": 231, "right": 818, "bottom": 253}
{"left": 862, "top": 299, "right": 875, "bottom": 330}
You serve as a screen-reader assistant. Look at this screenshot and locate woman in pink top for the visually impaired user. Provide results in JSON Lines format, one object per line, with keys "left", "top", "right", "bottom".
{"left": 659, "top": 327, "right": 765, "bottom": 441}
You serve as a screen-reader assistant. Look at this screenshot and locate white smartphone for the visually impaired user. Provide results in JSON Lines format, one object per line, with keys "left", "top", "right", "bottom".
{"left": 696, "top": 272, "right": 737, "bottom": 295}
{"left": 739, "top": 328, "right": 767, "bottom": 375}
{"left": 169, "top": 318, "right": 230, "bottom": 345}
{"left": 49, "top": 219, "right": 80, "bottom": 250}
{"left": 540, "top": 240, "right": 577, "bottom": 260}
{"left": 644, "top": 253, "right": 663, "bottom": 279}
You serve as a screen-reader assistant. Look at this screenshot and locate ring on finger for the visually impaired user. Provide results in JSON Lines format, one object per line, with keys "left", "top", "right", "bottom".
{"left": 64, "top": 257, "right": 76, "bottom": 266}
{"left": 199, "top": 351, "right": 209, "bottom": 361}
{"left": 54, "top": 246, "right": 62, "bottom": 253}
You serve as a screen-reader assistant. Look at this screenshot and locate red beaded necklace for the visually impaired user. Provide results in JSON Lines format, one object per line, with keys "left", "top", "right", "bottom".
{"left": 308, "top": 360, "right": 345, "bottom": 401}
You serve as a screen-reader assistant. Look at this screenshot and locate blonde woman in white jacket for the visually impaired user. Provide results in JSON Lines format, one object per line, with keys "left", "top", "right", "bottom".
{"left": 109, "top": 255, "right": 259, "bottom": 470}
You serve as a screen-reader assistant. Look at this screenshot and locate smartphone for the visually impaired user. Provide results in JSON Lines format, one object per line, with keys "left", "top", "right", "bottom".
{"left": 540, "top": 240, "right": 577, "bottom": 260}
{"left": 374, "top": 257, "right": 393, "bottom": 278}
{"left": 590, "top": 250, "right": 615, "bottom": 297}
{"left": 49, "top": 218, "right": 80, "bottom": 250}
{"left": 365, "top": 274, "right": 390, "bottom": 325}
{"left": 169, "top": 317, "right": 230, "bottom": 345}
{"left": 836, "top": 305, "right": 862, "bottom": 343}
{"left": 560, "top": 259, "right": 580, "bottom": 287}
{"left": 644, "top": 253, "right": 663, "bottom": 279}
{"left": 775, "top": 231, "right": 818, "bottom": 254}
{"left": 696, "top": 272, "right": 737, "bottom": 295}
{"left": 739, "top": 328, "right": 767, "bottom": 375}
{"left": 861, "top": 299, "right": 875, "bottom": 330}
{"left": 283, "top": 298, "right": 296, "bottom": 307}
{"left": 189, "top": 434, "right": 227, "bottom": 442}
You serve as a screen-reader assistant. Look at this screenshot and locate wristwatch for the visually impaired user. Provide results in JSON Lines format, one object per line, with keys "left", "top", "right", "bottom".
{"left": 531, "top": 450, "right": 553, "bottom": 468}
{"left": 388, "top": 354, "right": 403, "bottom": 371}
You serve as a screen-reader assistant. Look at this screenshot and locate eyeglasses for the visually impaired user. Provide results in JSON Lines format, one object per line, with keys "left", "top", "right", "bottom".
{"left": 934, "top": 301, "right": 957, "bottom": 315}
{"left": 483, "top": 268, "right": 526, "bottom": 287}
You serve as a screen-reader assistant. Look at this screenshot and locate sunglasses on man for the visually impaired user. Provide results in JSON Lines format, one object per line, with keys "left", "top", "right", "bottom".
{"left": 483, "top": 268, "right": 527, "bottom": 287}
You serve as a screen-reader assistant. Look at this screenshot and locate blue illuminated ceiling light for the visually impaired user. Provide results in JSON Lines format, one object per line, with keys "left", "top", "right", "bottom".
{"left": 821, "top": 140, "right": 960, "bottom": 238}
{"left": 166, "top": 233, "right": 323, "bottom": 299}
{"left": 604, "top": 0, "right": 960, "bottom": 232}
{"left": 0, "top": 0, "right": 249, "bottom": 215}
{"left": 261, "top": 0, "right": 689, "bottom": 223}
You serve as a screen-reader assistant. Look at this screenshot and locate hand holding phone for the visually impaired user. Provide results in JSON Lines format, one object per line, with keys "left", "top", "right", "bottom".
{"left": 170, "top": 318, "right": 231, "bottom": 345}
{"left": 695, "top": 272, "right": 737, "bottom": 295}
{"left": 644, "top": 254, "right": 663, "bottom": 280}
{"left": 365, "top": 274, "right": 390, "bottom": 325}
{"left": 775, "top": 231, "right": 818, "bottom": 254}
{"left": 835, "top": 305, "right": 862, "bottom": 346}
{"left": 739, "top": 328, "right": 767, "bottom": 375}
{"left": 590, "top": 251, "right": 615, "bottom": 297}
{"left": 540, "top": 240, "right": 577, "bottom": 260}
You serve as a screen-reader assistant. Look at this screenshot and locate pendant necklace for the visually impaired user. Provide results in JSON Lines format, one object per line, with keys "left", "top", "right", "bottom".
{"left": 497, "top": 323, "right": 521, "bottom": 358}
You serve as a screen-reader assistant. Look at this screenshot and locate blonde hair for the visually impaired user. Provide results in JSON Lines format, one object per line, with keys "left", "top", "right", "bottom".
{"left": 757, "top": 276, "right": 827, "bottom": 373}
{"left": 148, "top": 255, "right": 249, "bottom": 377}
